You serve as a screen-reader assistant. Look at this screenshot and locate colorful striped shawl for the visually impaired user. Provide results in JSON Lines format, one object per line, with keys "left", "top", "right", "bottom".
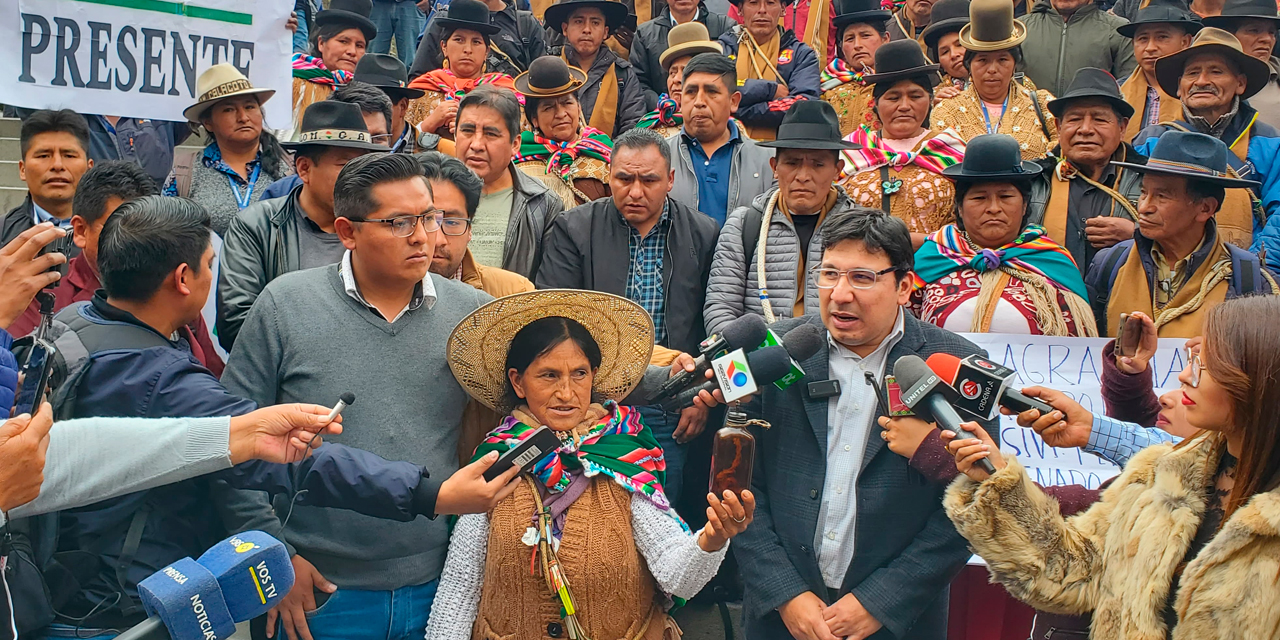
{"left": 406, "top": 68, "right": 522, "bottom": 103}
{"left": 820, "top": 58, "right": 869, "bottom": 92}
{"left": 637, "top": 94, "right": 682, "bottom": 130}
{"left": 514, "top": 127, "right": 613, "bottom": 179}
{"left": 291, "top": 53, "right": 353, "bottom": 87}
{"left": 840, "top": 125, "right": 966, "bottom": 175}
{"left": 913, "top": 224, "right": 1089, "bottom": 299}
{"left": 473, "top": 402, "right": 686, "bottom": 528}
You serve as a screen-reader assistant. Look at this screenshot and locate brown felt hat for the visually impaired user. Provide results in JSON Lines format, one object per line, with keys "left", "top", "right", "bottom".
{"left": 958, "top": 0, "right": 1026, "bottom": 52}
{"left": 659, "top": 23, "right": 723, "bottom": 71}
{"left": 1154, "top": 27, "right": 1270, "bottom": 100}
{"left": 514, "top": 56, "right": 588, "bottom": 98}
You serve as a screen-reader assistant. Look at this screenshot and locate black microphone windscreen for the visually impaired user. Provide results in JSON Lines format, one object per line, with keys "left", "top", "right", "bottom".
{"left": 890, "top": 355, "right": 933, "bottom": 391}
{"left": 781, "top": 324, "right": 823, "bottom": 361}
{"left": 746, "top": 346, "right": 795, "bottom": 384}
{"left": 719, "top": 314, "right": 769, "bottom": 351}
{"left": 339, "top": 392, "right": 356, "bottom": 405}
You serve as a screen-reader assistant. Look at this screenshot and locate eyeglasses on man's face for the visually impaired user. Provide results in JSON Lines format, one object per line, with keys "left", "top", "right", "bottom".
{"left": 811, "top": 266, "right": 898, "bottom": 290}
{"left": 353, "top": 209, "right": 444, "bottom": 237}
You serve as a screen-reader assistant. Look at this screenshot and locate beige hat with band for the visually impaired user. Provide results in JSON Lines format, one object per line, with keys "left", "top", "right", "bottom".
{"left": 184, "top": 63, "right": 275, "bottom": 124}
{"left": 958, "top": 0, "right": 1027, "bottom": 52}
{"left": 659, "top": 23, "right": 724, "bottom": 71}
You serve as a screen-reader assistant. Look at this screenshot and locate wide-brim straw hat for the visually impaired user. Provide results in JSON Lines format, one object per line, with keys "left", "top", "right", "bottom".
{"left": 184, "top": 63, "right": 276, "bottom": 124}
{"left": 514, "top": 56, "right": 588, "bottom": 98}
{"left": 958, "top": 0, "right": 1026, "bottom": 52}
{"left": 659, "top": 23, "right": 723, "bottom": 71}
{"left": 447, "top": 290, "right": 655, "bottom": 412}
{"left": 1154, "top": 27, "right": 1270, "bottom": 99}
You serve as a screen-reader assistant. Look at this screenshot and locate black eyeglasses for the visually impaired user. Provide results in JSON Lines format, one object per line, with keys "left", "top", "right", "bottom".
{"left": 439, "top": 217, "right": 472, "bottom": 236}
{"left": 352, "top": 210, "right": 443, "bottom": 237}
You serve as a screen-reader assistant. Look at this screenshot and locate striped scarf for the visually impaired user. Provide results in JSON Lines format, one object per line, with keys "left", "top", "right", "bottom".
{"left": 637, "top": 93, "right": 682, "bottom": 130}
{"left": 821, "top": 58, "right": 869, "bottom": 92}
{"left": 913, "top": 224, "right": 1088, "bottom": 299}
{"left": 841, "top": 125, "right": 965, "bottom": 175}
{"left": 473, "top": 402, "right": 685, "bottom": 527}
{"left": 407, "top": 68, "right": 523, "bottom": 103}
{"left": 291, "top": 53, "right": 352, "bottom": 86}
{"left": 514, "top": 127, "right": 613, "bottom": 179}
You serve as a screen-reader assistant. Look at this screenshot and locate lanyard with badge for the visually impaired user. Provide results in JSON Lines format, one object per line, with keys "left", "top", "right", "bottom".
{"left": 229, "top": 162, "right": 262, "bottom": 210}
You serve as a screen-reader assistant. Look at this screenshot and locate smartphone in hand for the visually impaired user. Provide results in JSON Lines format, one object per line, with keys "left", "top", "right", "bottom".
{"left": 1114, "top": 312, "right": 1142, "bottom": 358}
{"left": 483, "top": 426, "right": 561, "bottom": 482}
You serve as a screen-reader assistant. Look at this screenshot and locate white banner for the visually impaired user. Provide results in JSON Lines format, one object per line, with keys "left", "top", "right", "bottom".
{"left": 960, "top": 333, "right": 1191, "bottom": 489}
{"left": 4, "top": 0, "right": 293, "bottom": 127}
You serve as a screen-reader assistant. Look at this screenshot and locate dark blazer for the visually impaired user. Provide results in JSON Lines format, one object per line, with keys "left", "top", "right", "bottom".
{"left": 733, "top": 313, "right": 998, "bottom": 640}
{"left": 534, "top": 196, "right": 719, "bottom": 355}
{"left": 630, "top": 4, "right": 736, "bottom": 109}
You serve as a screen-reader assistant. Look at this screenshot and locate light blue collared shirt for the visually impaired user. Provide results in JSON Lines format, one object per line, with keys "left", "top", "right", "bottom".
{"left": 1083, "top": 415, "right": 1180, "bottom": 468}
{"left": 31, "top": 200, "right": 72, "bottom": 229}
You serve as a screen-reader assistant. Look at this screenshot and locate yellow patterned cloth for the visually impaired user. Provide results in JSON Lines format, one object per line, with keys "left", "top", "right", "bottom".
{"left": 823, "top": 82, "right": 877, "bottom": 137}
{"left": 838, "top": 132, "right": 959, "bottom": 236}
{"left": 516, "top": 157, "right": 611, "bottom": 208}
{"left": 931, "top": 83, "right": 1058, "bottom": 160}
{"left": 405, "top": 89, "right": 449, "bottom": 131}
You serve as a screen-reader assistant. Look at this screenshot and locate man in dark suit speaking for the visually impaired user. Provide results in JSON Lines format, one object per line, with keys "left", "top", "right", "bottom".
{"left": 732, "top": 209, "right": 998, "bottom": 640}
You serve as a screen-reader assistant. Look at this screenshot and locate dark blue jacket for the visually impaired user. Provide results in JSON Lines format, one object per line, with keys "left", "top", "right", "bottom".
{"left": 717, "top": 26, "right": 820, "bottom": 130}
{"left": 260, "top": 174, "right": 302, "bottom": 201}
{"left": 0, "top": 329, "right": 16, "bottom": 413}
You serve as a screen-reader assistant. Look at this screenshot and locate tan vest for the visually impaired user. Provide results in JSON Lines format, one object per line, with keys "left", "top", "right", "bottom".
{"left": 1106, "top": 237, "right": 1232, "bottom": 339}
{"left": 472, "top": 478, "right": 675, "bottom": 640}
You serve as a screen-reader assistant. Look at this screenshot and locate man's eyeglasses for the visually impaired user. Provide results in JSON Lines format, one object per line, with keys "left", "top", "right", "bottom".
{"left": 352, "top": 210, "right": 443, "bottom": 237}
{"left": 811, "top": 266, "right": 899, "bottom": 290}
{"left": 371, "top": 133, "right": 395, "bottom": 146}
{"left": 438, "top": 216, "right": 471, "bottom": 236}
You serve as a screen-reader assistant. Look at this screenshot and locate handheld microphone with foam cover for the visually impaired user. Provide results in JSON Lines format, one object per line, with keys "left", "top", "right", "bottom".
{"left": 660, "top": 345, "right": 794, "bottom": 411}
{"left": 771, "top": 323, "right": 825, "bottom": 390}
{"left": 647, "top": 314, "right": 769, "bottom": 402}
{"left": 925, "top": 353, "right": 1054, "bottom": 421}
{"left": 134, "top": 557, "right": 236, "bottom": 640}
{"left": 892, "top": 355, "right": 997, "bottom": 474}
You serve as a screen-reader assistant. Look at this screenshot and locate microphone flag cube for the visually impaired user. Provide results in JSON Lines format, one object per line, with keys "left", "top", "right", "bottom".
{"left": 195, "top": 531, "right": 295, "bottom": 622}
{"left": 137, "top": 557, "right": 236, "bottom": 640}
{"left": 759, "top": 329, "right": 805, "bottom": 390}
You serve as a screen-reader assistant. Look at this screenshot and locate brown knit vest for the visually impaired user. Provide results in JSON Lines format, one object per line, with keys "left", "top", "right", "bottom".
{"left": 471, "top": 478, "right": 676, "bottom": 640}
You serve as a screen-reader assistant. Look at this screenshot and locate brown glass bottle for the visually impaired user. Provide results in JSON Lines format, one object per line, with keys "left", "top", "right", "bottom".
{"left": 709, "top": 407, "right": 757, "bottom": 496}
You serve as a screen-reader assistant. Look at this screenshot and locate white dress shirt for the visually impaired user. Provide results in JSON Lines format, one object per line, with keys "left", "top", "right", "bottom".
{"left": 339, "top": 249, "right": 437, "bottom": 322}
{"left": 815, "top": 310, "right": 905, "bottom": 589}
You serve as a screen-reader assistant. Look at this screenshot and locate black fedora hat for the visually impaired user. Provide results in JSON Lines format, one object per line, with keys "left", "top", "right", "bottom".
{"left": 354, "top": 54, "right": 425, "bottom": 100}
{"left": 314, "top": 0, "right": 378, "bottom": 42}
{"left": 863, "top": 40, "right": 941, "bottom": 87}
{"left": 1203, "top": 0, "right": 1280, "bottom": 29}
{"left": 1154, "top": 27, "right": 1270, "bottom": 99}
{"left": 942, "top": 134, "right": 1042, "bottom": 182}
{"left": 921, "top": 0, "right": 971, "bottom": 50}
{"left": 436, "top": 0, "right": 501, "bottom": 37}
{"left": 1113, "top": 130, "right": 1260, "bottom": 188}
{"left": 544, "top": 0, "right": 629, "bottom": 35}
{"left": 756, "top": 101, "right": 862, "bottom": 150}
{"left": 834, "top": 0, "right": 893, "bottom": 31}
{"left": 1046, "top": 67, "right": 1135, "bottom": 119}
{"left": 1117, "top": 0, "right": 1203, "bottom": 38}
{"left": 282, "top": 101, "right": 390, "bottom": 152}
{"left": 514, "top": 56, "right": 588, "bottom": 98}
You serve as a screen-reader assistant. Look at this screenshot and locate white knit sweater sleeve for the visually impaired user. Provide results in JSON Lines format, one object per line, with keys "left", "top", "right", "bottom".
{"left": 424, "top": 513, "right": 489, "bottom": 640}
{"left": 630, "top": 494, "right": 729, "bottom": 599}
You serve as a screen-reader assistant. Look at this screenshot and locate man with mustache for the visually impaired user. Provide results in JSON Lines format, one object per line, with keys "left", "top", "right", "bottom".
{"left": 1115, "top": 0, "right": 1200, "bottom": 140}
{"left": 1020, "top": 0, "right": 1137, "bottom": 96}
{"left": 719, "top": 0, "right": 822, "bottom": 142}
{"left": 1132, "top": 27, "right": 1280, "bottom": 254}
{"left": 1203, "top": 0, "right": 1280, "bottom": 128}
{"left": 0, "top": 110, "right": 93, "bottom": 252}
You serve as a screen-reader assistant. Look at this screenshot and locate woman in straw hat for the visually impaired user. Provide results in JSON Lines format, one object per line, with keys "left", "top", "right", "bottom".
{"left": 929, "top": 0, "right": 1058, "bottom": 160}
{"left": 820, "top": 0, "right": 893, "bottom": 136}
{"left": 513, "top": 57, "right": 615, "bottom": 206}
{"left": 405, "top": 0, "right": 522, "bottom": 140}
{"left": 430, "top": 290, "right": 754, "bottom": 640}
{"left": 290, "top": 0, "right": 377, "bottom": 136}
{"left": 635, "top": 23, "right": 724, "bottom": 139}
{"left": 837, "top": 40, "right": 967, "bottom": 245}
{"left": 164, "top": 64, "right": 292, "bottom": 236}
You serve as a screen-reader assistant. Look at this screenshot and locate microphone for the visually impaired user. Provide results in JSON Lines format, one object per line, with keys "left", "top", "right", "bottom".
{"left": 771, "top": 323, "right": 825, "bottom": 390}
{"left": 325, "top": 392, "right": 356, "bottom": 423}
{"left": 892, "top": 355, "right": 997, "bottom": 475}
{"left": 647, "top": 314, "right": 769, "bottom": 402}
{"left": 117, "top": 531, "right": 295, "bottom": 640}
{"left": 659, "top": 345, "right": 794, "bottom": 411}
{"left": 925, "top": 353, "right": 1054, "bottom": 421}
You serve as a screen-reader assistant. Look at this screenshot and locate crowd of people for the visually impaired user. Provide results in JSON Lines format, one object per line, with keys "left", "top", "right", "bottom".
{"left": 3, "top": 0, "right": 1280, "bottom": 638}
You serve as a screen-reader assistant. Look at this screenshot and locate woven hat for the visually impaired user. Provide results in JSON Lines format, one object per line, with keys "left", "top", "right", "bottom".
{"left": 756, "top": 101, "right": 862, "bottom": 150}
{"left": 281, "top": 101, "right": 389, "bottom": 152}
{"left": 1046, "top": 67, "right": 1135, "bottom": 119}
{"left": 833, "top": 0, "right": 893, "bottom": 31}
{"left": 942, "top": 133, "right": 1042, "bottom": 182}
{"left": 921, "top": 0, "right": 972, "bottom": 51}
{"left": 544, "top": 0, "right": 630, "bottom": 35}
{"left": 1203, "top": 0, "right": 1280, "bottom": 28}
{"left": 447, "top": 290, "right": 655, "bottom": 412}
{"left": 863, "top": 40, "right": 941, "bottom": 87}
{"left": 1154, "top": 27, "right": 1270, "bottom": 99}
{"left": 958, "top": 0, "right": 1026, "bottom": 52}
{"left": 659, "top": 23, "right": 723, "bottom": 71}
{"left": 435, "top": 0, "right": 502, "bottom": 37}
{"left": 314, "top": 0, "right": 378, "bottom": 42}
{"left": 353, "top": 54, "right": 425, "bottom": 100}
{"left": 1112, "top": 130, "right": 1260, "bottom": 189}
{"left": 514, "top": 56, "right": 588, "bottom": 98}
{"left": 1116, "top": 0, "right": 1203, "bottom": 38}
{"left": 184, "top": 63, "right": 275, "bottom": 123}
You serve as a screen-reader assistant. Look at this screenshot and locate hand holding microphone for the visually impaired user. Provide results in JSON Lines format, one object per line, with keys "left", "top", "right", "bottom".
{"left": 891, "top": 355, "right": 997, "bottom": 475}
{"left": 649, "top": 314, "right": 769, "bottom": 403}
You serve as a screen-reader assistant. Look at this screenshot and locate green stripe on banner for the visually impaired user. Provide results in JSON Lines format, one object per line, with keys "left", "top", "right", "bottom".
{"left": 71, "top": 0, "right": 254, "bottom": 25}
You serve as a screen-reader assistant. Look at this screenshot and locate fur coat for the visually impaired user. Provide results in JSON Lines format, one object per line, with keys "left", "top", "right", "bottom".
{"left": 944, "top": 432, "right": 1280, "bottom": 640}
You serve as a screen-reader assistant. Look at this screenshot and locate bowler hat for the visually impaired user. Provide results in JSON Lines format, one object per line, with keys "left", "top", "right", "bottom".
{"left": 942, "top": 134, "right": 1042, "bottom": 182}
{"left": 1117, "top": 0, "right": 1203, "bottom": 38}
{"left": 544, "top": 0, "right": 629, "bottom": 35}
{"left": 1046, "top": 67, "right": 1135, "bottom": 119}
{"left": 314, "top": 0, "right": 378, "bottom": 42}
{"left": 755, "top": 101, "right": 862, "bottom": 150}
{"left": 921, "top": 0, "right": 972, "bottom": 51}
{"left": 1154, "top": 27, "right": 1270, "bottom": 99}
{"left": 435, "top": 0, "right": 502, "bottom": 37}
{"left": 958, "top": 0, "right": 1026, "bottom": 52}
{"left": 834, "top": 0, "right": 893, "bottom": 31}
{"left": 863, "top": 40, "right": 941, "bottom": 87}
{"left": 1203, "top": 0, "right": 1280, "bottom": 29}
{"left": 1112, "top": 130, "right": 1260, "bottom": 189}
{"left": 514, "top": 56, "right": 588, "bottom": 98}
{"left": 659, "top": 23, "right": 723, "bottom": 71}
{"left": 282, "top": 101, "right": 390, "bottom": 152}
{"left": 184, "top": 63, "right": 276, "bottom": 123}
{"left": 353, "top": 54, "right": 425, "bottom": 100}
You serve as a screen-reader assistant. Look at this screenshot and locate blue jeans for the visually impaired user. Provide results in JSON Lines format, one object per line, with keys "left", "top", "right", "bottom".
{"left": 637, "top": 405, "right": 686, "bottom": 499}
{"left": 284, "top": 579, "right": 438, "bottom": 640}
{"left": 370, "top": 1, "right": 426, "bottom": 67}
{"left": 40, "top": 623, "right": 118, "bottom": 640}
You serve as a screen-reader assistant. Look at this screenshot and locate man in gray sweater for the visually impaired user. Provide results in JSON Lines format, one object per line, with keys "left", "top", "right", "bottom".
{"left": 220, "top": 153, "right": 493, "bottom": 640}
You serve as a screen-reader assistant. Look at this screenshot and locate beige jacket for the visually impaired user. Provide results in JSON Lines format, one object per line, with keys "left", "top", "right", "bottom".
{"left": 945, "top": 433, "right": 1280, "bottom": 640}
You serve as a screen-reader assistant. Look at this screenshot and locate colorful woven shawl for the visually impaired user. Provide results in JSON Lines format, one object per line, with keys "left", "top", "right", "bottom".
{"left": 473, "top": 402, "right": 685, "bottom": 527}
{"left": 291, "top": 53, "right": 353, "bottom": 86}
{"left": 820, "top": 58, "right": 869, "bottom": 92}
{"left": 913, "top": 224, "right": 1088, "bottom": 299}
{"left": 514, "top": 127, "right": 613, "bottom": 179}
{"left": 841, "top": 125, "right": 965, "bottom": 175}
{"left": 407, "top": 68, "right": 522, "bottom": 103}
{"left": 637, "top": 93, "right": 682, "bottom": 130}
